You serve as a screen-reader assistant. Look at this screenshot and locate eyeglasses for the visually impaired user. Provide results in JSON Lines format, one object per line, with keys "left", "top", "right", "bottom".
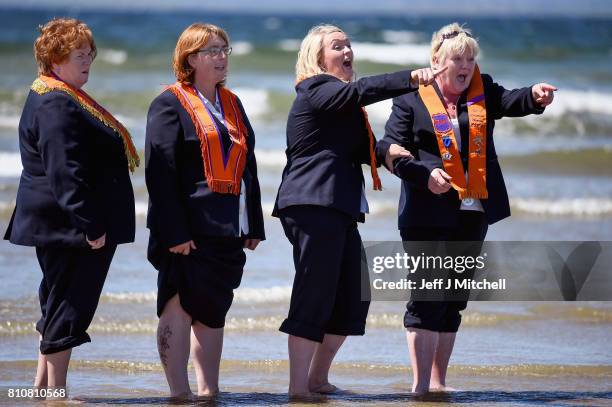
{"left": 435, "top": 30, "right": 473, "bottom": 51}
{"left": 197, "top": 46, "right": 233, "bottom": 57}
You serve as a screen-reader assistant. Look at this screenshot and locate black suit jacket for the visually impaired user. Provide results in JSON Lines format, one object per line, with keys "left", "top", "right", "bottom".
{"left": 145, "top": 89, "right": 265, "bottom": 249}
{"left": 4, "top": 89, "right": 135, "bottom": 247}
{"left": 273, "top": 71, "right": 414, "bottom": 221}
{"left": 377, "top": 73, "right": 545, "bottom": 229}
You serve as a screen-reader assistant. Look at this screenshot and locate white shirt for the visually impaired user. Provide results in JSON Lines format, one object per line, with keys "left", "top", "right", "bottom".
{"left": 197, "top": 89, "right": 249, "bottom": 235}
{"left": 451, "top": 118, "right": 484, "bottom": 212}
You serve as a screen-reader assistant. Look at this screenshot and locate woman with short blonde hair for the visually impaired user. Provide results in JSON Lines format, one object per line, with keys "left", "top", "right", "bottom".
{"left": 273, "top": 23, "right": 445, "bottom": 397}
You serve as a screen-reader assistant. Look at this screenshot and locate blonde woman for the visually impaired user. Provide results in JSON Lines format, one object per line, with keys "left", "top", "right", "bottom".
{"left": 272, "top": 24, "right": 443, "bottom": 396}
{"left": 377, "top": 22, "right": 556, "bottom": 394}
{"left": 145, "top": 23, "right": 265, "bottom": 398}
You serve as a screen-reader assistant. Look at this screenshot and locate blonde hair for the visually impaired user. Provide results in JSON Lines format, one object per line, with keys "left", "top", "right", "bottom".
{"left": 34, "top": 18, "right": 97, "bottom": 75}
{"left": 295, "top": 24, "right": 344, "bottom": 84}
{"left": 430, "top": 23, "right": 479, "bottom": 67}
{"left": 172, "top": 23, "right": 230, "bottom": 85}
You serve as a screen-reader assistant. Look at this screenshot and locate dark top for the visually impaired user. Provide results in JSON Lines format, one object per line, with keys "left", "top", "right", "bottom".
{"left": 4, "top": 89, "right": 136, "bottom": 247}
{"left": 273, "top": 71, "right": 414, "bottom": 221}
{"left": 377, "top": 73, "right": 545, "bottom": 229}
{"left": 145, "top": 88, "right": 265, "bottom": 250}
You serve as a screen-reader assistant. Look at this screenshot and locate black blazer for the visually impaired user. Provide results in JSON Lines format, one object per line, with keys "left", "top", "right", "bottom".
{"left": 377, "top": 73, "right": 545, "bottom": 229}
{"left": 4, "top": 89, "right": 135, "bottom": 247}
{"left": 145, "top": 88, "right": 265, "bottom": 249}
{"left": 273, "top": 71, "right": 415, "bottom": 221}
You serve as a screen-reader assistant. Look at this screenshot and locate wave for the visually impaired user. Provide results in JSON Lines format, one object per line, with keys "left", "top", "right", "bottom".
{"left": 0, "top": 113, "right": 19, "bottom": 129}
{"left": 2, "top": 359, "right": 610, "bottom": 378}
{"left": 0, "top": 152, "right": 21, "bottom": 176}
{"left": 99, "top": 285, "right": 292, "bottom": 305}
{"left": 352, "top": 42, "right": 430, "bottom": 65}
{"left": 511, "top": 198, "right": 612, "bottom": 217}
{"left": 232, "top": 87, "right": 268, "bottom": 117}
{"left": 97, "top": 48, "right": 128, "bottom": 65}
{"left": 277, "top": 39, "right": 301, "bottom": 52}
{"left": 381, "top": 30, "right": 426, "bottom": 44}
{"left": 2, "top": 306, "right": 610, "bottom": 336}
{"left": 232, "top": 41, "right": 253, "bottom": 56}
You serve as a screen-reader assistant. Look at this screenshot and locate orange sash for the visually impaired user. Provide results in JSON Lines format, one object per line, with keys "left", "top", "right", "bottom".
{"left": 31, "top": 75, "right": 140, "bottom": 172}
{"left": 168, "top": 83, "right": 248, "bottom": 195}
{"left": 361, "top": 108, "right": 382, "bottom": 191}
{"left": 419, "top": 65, "right": 487, "bottom": 200}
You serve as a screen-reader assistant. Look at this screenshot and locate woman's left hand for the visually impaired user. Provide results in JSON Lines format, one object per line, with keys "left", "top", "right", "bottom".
{"left": 244, "top": 239, "right": 261, "bottom": 251}
{"left": 532, "top": 83, "right": 557, "bottom": 107}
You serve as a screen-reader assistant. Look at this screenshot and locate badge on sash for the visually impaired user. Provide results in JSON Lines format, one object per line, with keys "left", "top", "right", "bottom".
{"left": 442, "top": 136, "right": 452, "bottom": 148}
{"left": 433, "top": 113, "right": 452, "bottom": 133}
{"left": 442, "top": 152, "right": 452, "bottom": 160}
{"left": 462, "top": 198, "right": 475, "bottom": 206}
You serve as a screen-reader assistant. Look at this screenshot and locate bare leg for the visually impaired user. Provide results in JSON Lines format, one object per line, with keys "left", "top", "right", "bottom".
{"left": 157, "top": 294, "right": 193, "bottom": 398}
{"left": 430, "top": 332, "right": 457, "bottom": 391}
{"left": 34, "top": 336, "right": 48, "bottom": 388}
{"left": 308, "top": 334, "right": 345, "bottom": 393}
{"left": 287, "top": 335, "right": 317, "bottom": 396}
{"left": 45, "top": 348, "right": 71, "bottom": 400}
{"left": 406, "top": 327, "right": 438, "bottom": 394}
{"left": 191, "top": 322, "right": 223, "bottom": 396}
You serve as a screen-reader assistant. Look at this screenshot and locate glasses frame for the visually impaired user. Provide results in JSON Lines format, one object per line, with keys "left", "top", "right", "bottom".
{"left": 196, "top": 46, "right": 233, "bottom": 57}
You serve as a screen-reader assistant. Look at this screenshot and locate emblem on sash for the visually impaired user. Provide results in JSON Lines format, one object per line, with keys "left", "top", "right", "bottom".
{"left": 442, "top": 152, "right": 452, "bottom": 160}
{"left": 432, "top": 113, "right": 451, "bottom": 133}
{"left": 442, "top": 136, "right": 452, "bottom": 148}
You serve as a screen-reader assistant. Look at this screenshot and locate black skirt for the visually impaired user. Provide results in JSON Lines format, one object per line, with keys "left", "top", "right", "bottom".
{"left": 148, "top": 235, "right": 246, "bottom": 328}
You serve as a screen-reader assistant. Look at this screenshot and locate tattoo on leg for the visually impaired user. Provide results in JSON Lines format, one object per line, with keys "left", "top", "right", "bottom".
{"left": 157, "top": 325, "right": 172, "bottom": 367}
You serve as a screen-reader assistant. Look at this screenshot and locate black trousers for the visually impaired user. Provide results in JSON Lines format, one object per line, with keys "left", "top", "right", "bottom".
{"left": 279, "top": 205, "right": 370, "bottom": 343}
{"left": 35, "top": 244, "right": 116, "bottom": 354}
{"left": 400, "top": 211, "right": 488, "bottom": 333}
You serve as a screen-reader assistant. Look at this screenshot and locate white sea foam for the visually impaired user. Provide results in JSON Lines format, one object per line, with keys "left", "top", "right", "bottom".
{"left": 381, "top": 30, "right": 426, "bottom": 44}
{"left": 97, "top": 48, "right": 128, "bottom": 65}
{"left": 232, "top": 41, "right": 254, "bottom": 56}
{"left": 0, "top": 114, "right": 19, "bottom": 129}
{"left": 232, "top": 88, "right": 269, "bottom": 117}
{"left": 255, "top": 149, "right": 286, "bottom": 167}
{"left": 539, "top": 89, "right": 612, "bottom": 117}
{"left": 278, "top": 39, "right": 301, "bottom": 52}
{"left": 353, "top": 42, "right": 430, "bottom": 65}
{"left": 0, "top": 152, "right": 21, "bottom": 177}
{"left": 511, "top": 198, "right": 612, "bottom": 217}
{"left": 101, "top": 286, "right": 292, "bottom": 305}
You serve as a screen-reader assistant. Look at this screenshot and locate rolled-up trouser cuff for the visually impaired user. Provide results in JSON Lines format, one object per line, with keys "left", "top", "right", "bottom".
{"left": 40, "top": 333, "right": 91, "bottom": 355}
{"left": 279, "top": 318, "right": 325, "bottom": 343}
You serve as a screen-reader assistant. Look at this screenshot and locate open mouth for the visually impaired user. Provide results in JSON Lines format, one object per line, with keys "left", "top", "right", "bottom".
{"left": 457, "top": 74, "right": 467, "bottom": 83}
{"left": 342, "top": 60, "right": 352, "bottom": 69}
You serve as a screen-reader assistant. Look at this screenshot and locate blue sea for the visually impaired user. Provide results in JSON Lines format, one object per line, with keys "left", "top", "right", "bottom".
{"left": 0, "top": 7, "right": 611, "bottom": 406}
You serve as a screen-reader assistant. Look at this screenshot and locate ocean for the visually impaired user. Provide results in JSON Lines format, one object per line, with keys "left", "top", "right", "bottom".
{"left": 0, "top": 7, "right": 611, "bottom": 406}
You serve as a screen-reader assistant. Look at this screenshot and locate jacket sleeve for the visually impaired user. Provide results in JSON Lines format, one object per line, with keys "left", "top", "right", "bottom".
{"left": 37, "top": 94, "right": 104, "bottom": 240}
{"left": 376, "top": 96, "right": 433, "bottom": 190}
{"left": 307, "top": 70, "right": 414, "bottom": 112}
{"left": 237, "top": 97, "right": 266, "bottom": 240}
{"left": 145, "top": 94, "right": 192, "bottom": 248}
{"left": 484, "top": 74, "right": 546, "bottom": 120}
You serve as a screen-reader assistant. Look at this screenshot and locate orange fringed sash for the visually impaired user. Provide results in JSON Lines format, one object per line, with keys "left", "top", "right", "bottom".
{"left": 31, "top": 75, "right": 140, "bottom": 172}
{"left": 168, "top": 83, "right": 248, "bottom": 195}
{"left": 419, "top": 65, "right": 488, "bottom": 200}
{"left": 361, "top": 108, "right": 382, "bottom": 191}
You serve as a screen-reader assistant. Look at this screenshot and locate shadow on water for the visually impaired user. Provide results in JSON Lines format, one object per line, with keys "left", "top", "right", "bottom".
{"left": 78, "top": 390, "right": 612, "bottom": 405}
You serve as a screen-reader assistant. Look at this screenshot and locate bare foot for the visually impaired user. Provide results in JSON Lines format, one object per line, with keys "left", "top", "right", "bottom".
{"left": 309, "top": 382, "right": 339, "bottom": 394}
{"left": 288, "top": 391, "right": 327, "bottom": 402}
{"left": 429, "top": 385, "right": 460, "bottom": 392}
{"left": 168, "top": 391, "right": 195, "bottom": 402}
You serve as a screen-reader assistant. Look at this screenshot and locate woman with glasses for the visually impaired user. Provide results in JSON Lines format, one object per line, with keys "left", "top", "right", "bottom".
{"left": 272, "top": 24, "right": 445, "bottom": 397}
{"left": 145, "top": 23, "right": 265, "bottom": 399}
{"left": 4, "top": 18, "right": 138, "bottom": 396}
{"left": 377, "top": 22, "right": 556, "bottom": 394}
